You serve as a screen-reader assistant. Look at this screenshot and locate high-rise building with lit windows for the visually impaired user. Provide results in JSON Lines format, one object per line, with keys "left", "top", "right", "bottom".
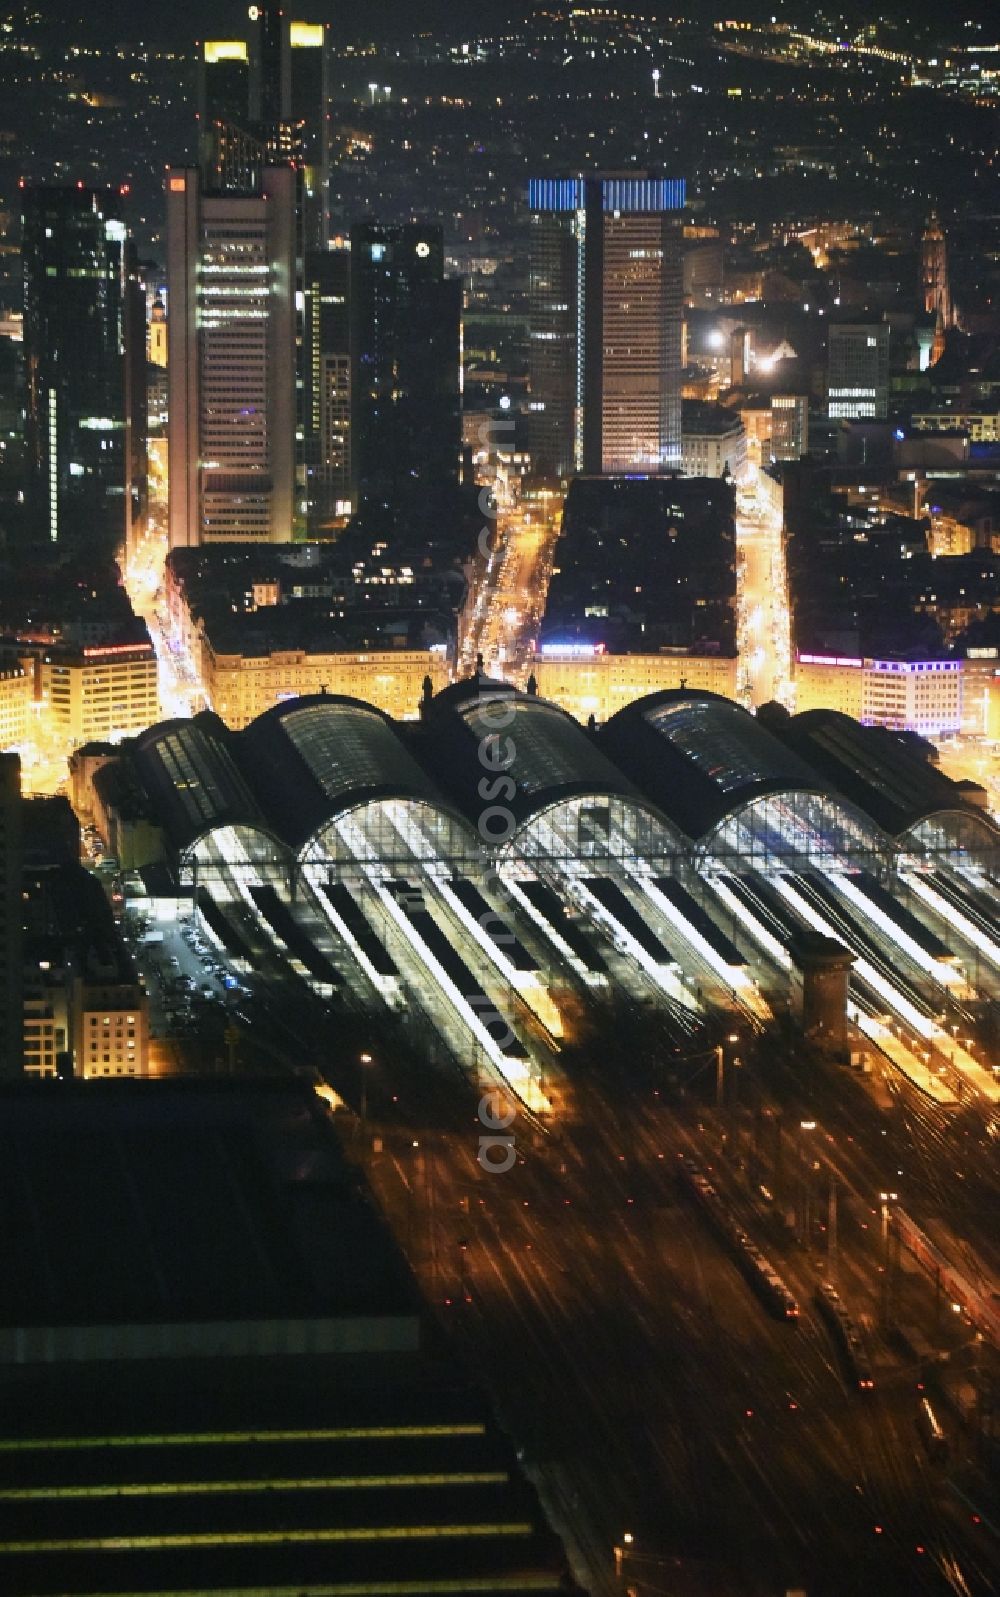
{"left": 193, "top": 16, "right": 332, "bottom": 530}
{"left": 0, "top": 752, "right": 22, "bottom": 1076}
{"left": 166, "top": 164, "right": 296, "bottom": 546}
{"left": 197, "top": 39, "right": 252, "bottom": 187}
{"left": 304, "top": 247, "right": 351, "bottom": 525}
{"left": 527, "top": 174, "right": 685, "bottom": 480}
{"left": 21, "top": 185, "right": 144, "bottom": 557}
{"left": 827, "top": 323, "right": 889, "bottom": 422}
{"left": 350, "top": 223, "right": 462, "bottom": 505}
{"left": 288, "top": 20, "right": 330, "bottom": 246}
{"left": 769, "top": 393, "right": 809, "bottom": 461}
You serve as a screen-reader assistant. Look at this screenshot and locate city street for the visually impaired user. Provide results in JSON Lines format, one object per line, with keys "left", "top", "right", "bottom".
{"left": 124, "top": 481, "right": 205, "bottom": 722}
{"left": 461, "top": 491, "right": 562, "bottom": 684}
{"left": 736, "top": 467, "right": 794, "bottom": 711}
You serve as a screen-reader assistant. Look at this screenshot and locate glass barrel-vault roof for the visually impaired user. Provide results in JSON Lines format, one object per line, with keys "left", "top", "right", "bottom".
{"left": 602, "top": 690, "right": 829, "bottom": 840}
{"left": 280, "top": 700, "right": 428, "bottom": 805}
{"left": 421, "top": 680, "right": 654, "bottom": 832}
{"left": 641, "top": 696, "right": 817, "bottom": 794}
{"left": 237, "top": 695, "right": 455, "bottom": 850}
{"left": 459, "top": 696, "right": 632, "bottom": 804}
{"left": 776, "top": 711, "right": 1000, "bottom": 844}
{"left": 135, "top": 714, "right": 270, "bottom": 855}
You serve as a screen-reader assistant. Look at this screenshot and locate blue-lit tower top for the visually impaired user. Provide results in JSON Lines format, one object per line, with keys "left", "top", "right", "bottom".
{"left": 528, "top": 176, "right": 686, "bottom": 212}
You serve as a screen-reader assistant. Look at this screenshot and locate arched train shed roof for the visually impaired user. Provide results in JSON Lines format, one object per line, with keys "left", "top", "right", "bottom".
{"left": 419, "top": 676, "right": 670, "bottom": 833}
{"left": 601, "top": 690, "right": 832, "bottom": 840}
{"left": 237, "top": 694, "right": 464, "bottom": 852}
{"left": 771, "top": 710, "right": 1000, "bottom": 849}
{"left": 134, "top": 713, "right": 275, "bottom": 857}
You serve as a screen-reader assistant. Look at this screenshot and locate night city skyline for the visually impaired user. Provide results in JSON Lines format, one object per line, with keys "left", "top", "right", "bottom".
{"left": 27, "top": 2, "right": 1000, "bottom": 41}
{"left": 0, "top": 3, "right": 999, "bottom": 1595}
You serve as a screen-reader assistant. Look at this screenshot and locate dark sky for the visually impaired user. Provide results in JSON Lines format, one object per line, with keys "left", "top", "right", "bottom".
{"left": 35, "top": 1, "right": 1000, "bottom": 45}
{"left": 39, "top": 2, "right": 485, "bottom": 41}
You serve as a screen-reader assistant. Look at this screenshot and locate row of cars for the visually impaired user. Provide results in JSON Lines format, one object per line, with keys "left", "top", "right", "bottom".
{"left": 82, "top": 824, "right": 108, "bottom": 867}
{"left": 128, "top": 916, "right": 247, "bottom": 1037}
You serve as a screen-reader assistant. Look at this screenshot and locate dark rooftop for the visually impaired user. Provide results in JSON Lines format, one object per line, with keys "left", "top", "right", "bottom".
{"left": 682, "top": 399, "right": 745, "bottom": 436}
{"left": 22, "top": 864, "right": 135, "bottom": 985}
{"left": 203, "top": 600, "right": 450, "bottom": 659}
{"left": 0, "top": 1080, "right": 581, "bottom": 1596}
{"left": 0, "top": 1078, "right": 416, "bottom": 1331}
{"left": 0, "top": 1353, "right": 578, "bottom": 1595}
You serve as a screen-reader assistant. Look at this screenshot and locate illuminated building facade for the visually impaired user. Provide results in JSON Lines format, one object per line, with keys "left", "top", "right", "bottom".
{"left": 920, "top": 212, "right": 952, "bottom": 330}
{"left": 769, "top": 394, "right": 809, "bottom": 461}
{"left": 913, "top": 411, "right": 1000, "bottom": 445}
{"left": 793, "top": 653, "right": 865, "bottom": 720}
{"left": 39, "top": 640, "right": 160, "bottom": 744}
{"left": 737, "top": 394, "right": 809, "bottom": 467}
{"left": 204, "top": 639, "right": 450, "bottom": 728}
{"left": 681, "top": 404, "right": 747, "bottom": 480}
{"left": 166, "top": 164, "right": 296, "bottom": 546}
{"left": 0, "top": 753, "right": 22, "bottom": 1074}
{"left": 22, "top": 966, "right": 68, "bottom": 1079}
{"left": 350, "top": 223, "right": 462, "bottom": 503}
{"left": 527, "top": 175, "right": 686, "bottom": 479}
{"left": 927, "top": 512, "right": 975, "bottom": 558}
{"left": 827, "top": 323, "right": 889, "bottom": 421}
{"left": 531, "top": 646, "right": 738, "bottom": 722}
{"left": 21, "top": 186, "right": 145, "bottom": 557}
{"left": 74, "top": 981, "right": 148, "bottom": 1078}
{"left": 197, "top": 17, "right": 333, "bottom": 529}
{"left": 740, "top": 403, "right": 773, "bottom": 467}
{"left": 0, "top": 665, "right": 32, "bottom": 749}
{"left": 795, "top": 653, "right": 963, "bottom": 737}
{"left": 21, "top": 864, "right": 149, "bottom": 1078}
{"left": 148, "top": 294, "right": 167, "bottom": 368}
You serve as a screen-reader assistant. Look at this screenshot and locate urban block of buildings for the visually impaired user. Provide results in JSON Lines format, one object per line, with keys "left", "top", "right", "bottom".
{"left": 0, "top": 752, "right": 148, "bottom": 1078}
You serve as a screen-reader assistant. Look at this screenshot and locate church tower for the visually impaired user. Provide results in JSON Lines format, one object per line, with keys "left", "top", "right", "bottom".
{"left": 920, "top": 212, "right": 952, "bottom": 330}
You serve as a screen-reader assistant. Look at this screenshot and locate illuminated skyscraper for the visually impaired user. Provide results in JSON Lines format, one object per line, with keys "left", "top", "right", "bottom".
{"left": 920, "top": 212, "right": 952, "bottom": 330}
{"left": 197, "top": 39, "right": 252, "bottom": 188}
{"left": 123, "top": 249, "right": 150, "bottom": 559}
{"left": 769, "top": 394, "right": 809, "bottom": 461}
{"left": 21, "top": 185, "right": 144, "bottom": 556}
{"left": 288, "top": 20, "right": 330, "bottom": 246}
{"left": 185, "top": 17, "right": 331, "bottom": 536}
{"left": 350, "top": 223, "right": 461, "bottom": 504}
{"left": 0, "top": 752, "right": 22, "bottom": 1076}
{"left": 166, "top": 165, "right": 296, "bottom": 546}
{"left": 304, "top": 247, "right": 351, "bottom": 525}
{"left": 286, "top": 20, "right": 333, "bottom": 513}
{"left": 527, "top": 175, "right": 686, "bottom": 480}
{"left": 250, "top": 1, "right": 287, "bottom": 129}
{"left": 827, "top": 324, "right": 890, "bottom": 422}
